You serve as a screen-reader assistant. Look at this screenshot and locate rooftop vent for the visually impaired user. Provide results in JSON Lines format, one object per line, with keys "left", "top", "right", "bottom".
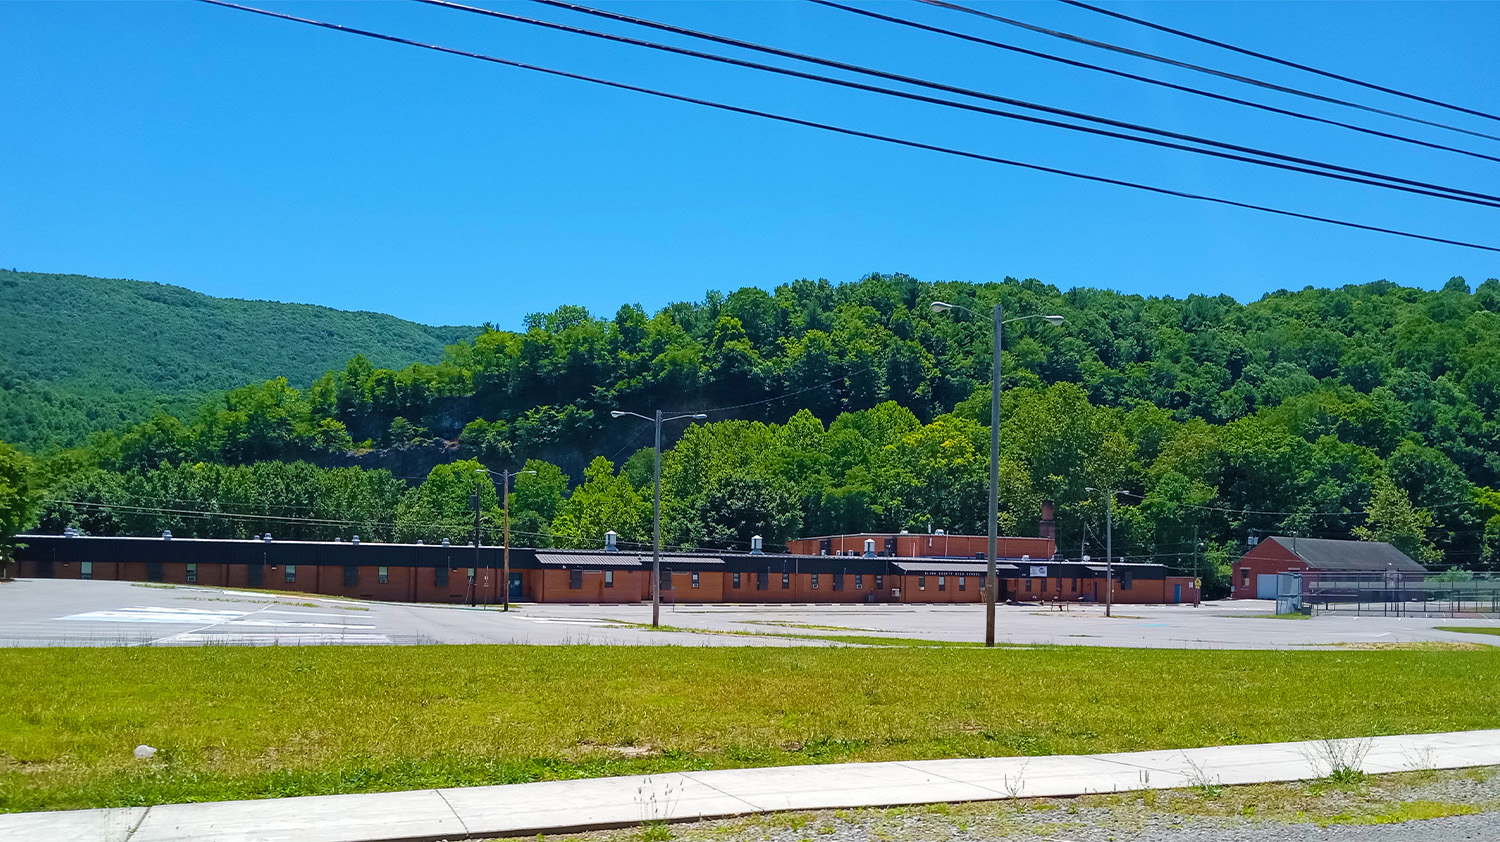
{"left": 750, "top": 535, "right": 764, "bottom": 555}
{"left": 863, "top": 538, "right": 876, "bottom": 557}
{"left": 162, "top": 530, "right": 172, "bottom": 540}
{"left": 351, "top": 535, "right": 360, "bottom": 546}
{"left": 605, "top": 530, "right": 619, "bottom": 552}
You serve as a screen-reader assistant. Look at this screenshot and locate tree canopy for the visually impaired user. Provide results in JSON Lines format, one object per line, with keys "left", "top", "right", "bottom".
{"left": 12, "top": 272, "right": 1500, "bottom": 594}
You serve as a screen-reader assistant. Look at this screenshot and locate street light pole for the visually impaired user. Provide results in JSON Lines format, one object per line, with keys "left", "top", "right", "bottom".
{"left": 1105, "top": 490, "right": 1114, "bottom": 618}
{"left": 478, "top": 467, "right": 536, "bottom": 611}
{"left": 932, "top": 300, "right": 1063, "bottom": 647}
{"left": 1086, "top": 486, "right": 1119, "bottom": 617}
{"left": 611, "top": 408, "right": 708, "bottom": 628}
{"left": 986, "top": 301, "right": 1002, "bottom": 647}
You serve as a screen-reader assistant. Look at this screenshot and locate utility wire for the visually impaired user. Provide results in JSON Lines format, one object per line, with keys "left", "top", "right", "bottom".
{"left": 481, "top": 0, "right": 1500, "bottom": 207}
{"left": 195, "top": 0, "right": 1500, "bottom": 253}
{"left": 1060, "top": 0, "right": 1500, "bottom": 128}
{"left": 808, "top": 0, "right": 1500, "bottom": 166}
{"left": 914, "top": 0, "right": 1500, "bottom": 145}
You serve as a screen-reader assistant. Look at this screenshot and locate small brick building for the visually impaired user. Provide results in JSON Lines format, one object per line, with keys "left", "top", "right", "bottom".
{"left": 1231, "top": 536, "right": 1426, "bottom": 599}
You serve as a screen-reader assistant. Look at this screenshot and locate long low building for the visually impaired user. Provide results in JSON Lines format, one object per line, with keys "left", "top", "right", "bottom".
{"left": 13, "top": 534, "right": 1199, "bottom": 605}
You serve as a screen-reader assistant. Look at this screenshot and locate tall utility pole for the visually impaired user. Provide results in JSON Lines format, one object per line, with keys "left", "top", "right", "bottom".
{"left": 1086, "top": 486, "right": 1117, "bottom": 617}
{"left": 1105, "top": 490, "right": 1114, "bottom": 618}
{"left": 1193, "top": 525, "right": 1201, "bottom": 606}
{"left": 478, "top": 467, "right": 535, "bottom": 611}
{"left": 932, "top": 301, "right": 1063, "bottom": 647}
{"left": 611, "top": 409, "right": 707, "bottom": 627}
{"left": 471, "top": 490, "right": 481, "bottom": 606}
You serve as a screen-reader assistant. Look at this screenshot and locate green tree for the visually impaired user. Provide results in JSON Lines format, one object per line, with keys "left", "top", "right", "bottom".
{"left": 0, "top": 442, "right": 40, "bottom": 579}
{"left": 550, "top": 457, "right": 648, "bottom": 548}
{"left": 396, "top": 459, "right": 499, "bottom": 544}
{"left": 1353, "top": 476, "right": 1442, "bottom": 564}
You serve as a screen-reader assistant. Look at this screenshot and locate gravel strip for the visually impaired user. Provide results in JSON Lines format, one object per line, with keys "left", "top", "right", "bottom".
{"left": 540, "top": 767, "right": 1500, "bottom": 842}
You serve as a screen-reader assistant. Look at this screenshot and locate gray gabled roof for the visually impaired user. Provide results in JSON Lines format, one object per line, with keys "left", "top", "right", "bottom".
{"left": 1268, "top": 537, "right": 1426, "bottom": 573}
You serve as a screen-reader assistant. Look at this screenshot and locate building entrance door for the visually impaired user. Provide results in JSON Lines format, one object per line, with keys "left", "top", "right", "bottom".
{"left": 1173, "top": 584, "right": 1182, "bottom": 604}
{"left": 248, "top": 564, "right": 263, "bottom": 588}
{"left": 1256, "top": 574, "right": 1279, "bottom": 599}
{"left": 509, "top": 572, "right": 522, "bottom": 601}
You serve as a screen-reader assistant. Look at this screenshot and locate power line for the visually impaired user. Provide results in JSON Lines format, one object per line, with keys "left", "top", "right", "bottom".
{"left": 914, "top": 0, "right": 1500, "bottom": 145}
{"left": 196, "top": 0, "right": 1500, "bottom": 253}
{"left": 1060, "top": 0, "right": 1500, "bottom": 128}
{"left": 476, "top": 0, "right": 1500, "bottom": 207}
{"left": 808, "top": 0, "right": 1500, "bottom": 166}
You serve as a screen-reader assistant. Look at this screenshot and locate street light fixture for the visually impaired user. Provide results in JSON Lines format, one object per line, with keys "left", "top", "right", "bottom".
{"left": 477, "top": 466, "right": 536, "bottom": 611}
{"left": 1085, "top": 486, "right": 1122, "bottom": 617}
{"left": 930, "top": 300, "right": 1063, "bottom": 647}
{"left": 611, "top": 409, "right": 708, "bottom": 627}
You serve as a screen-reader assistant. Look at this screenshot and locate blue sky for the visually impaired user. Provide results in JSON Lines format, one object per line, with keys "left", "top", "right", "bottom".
{"left": 3, "top": 1, "right": 1497, "bottom": 328}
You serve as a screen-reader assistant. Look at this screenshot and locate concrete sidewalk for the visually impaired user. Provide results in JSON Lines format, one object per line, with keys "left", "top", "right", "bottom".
{"left": 7, "top": 730, "right": 1500, "bottom": 842}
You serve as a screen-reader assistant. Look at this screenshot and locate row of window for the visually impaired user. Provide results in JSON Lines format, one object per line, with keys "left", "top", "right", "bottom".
{"left": 79, "top": 564, "right": 1144, "bottom": 593}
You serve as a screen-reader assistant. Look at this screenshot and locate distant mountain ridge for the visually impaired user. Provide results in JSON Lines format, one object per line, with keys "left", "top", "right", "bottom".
{"left": 0, "top": 270, "right": 477, "bottom": 449}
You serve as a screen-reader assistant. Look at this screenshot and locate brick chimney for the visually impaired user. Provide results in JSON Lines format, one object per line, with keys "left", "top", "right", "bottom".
{"left": 1039, "top": 500, "right": 1056, "bottom": 541}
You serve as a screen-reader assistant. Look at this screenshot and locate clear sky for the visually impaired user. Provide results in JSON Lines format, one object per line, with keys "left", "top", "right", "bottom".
{"left": 2, "top": 1, "right": 1497, "bottom": 328}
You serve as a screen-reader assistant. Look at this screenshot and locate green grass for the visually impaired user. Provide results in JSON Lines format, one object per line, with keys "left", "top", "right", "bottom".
{"left": 4, "top": 646, "right": 1500, "bottom": 813}
{"left": 1436, "top": 626, "right": 1500, "bottom": 637}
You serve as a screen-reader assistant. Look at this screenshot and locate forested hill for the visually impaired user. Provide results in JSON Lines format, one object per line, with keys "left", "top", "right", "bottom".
{"left": 0, "top": 270, "right": 476, "bottom": 449}
{"left": 30, "top": 272, "right": 1500, "bottom": 581}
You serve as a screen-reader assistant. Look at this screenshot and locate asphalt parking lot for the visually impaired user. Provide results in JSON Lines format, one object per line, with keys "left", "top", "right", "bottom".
{"left": 0, "top": 578, "right": 1494, "bottom": 648}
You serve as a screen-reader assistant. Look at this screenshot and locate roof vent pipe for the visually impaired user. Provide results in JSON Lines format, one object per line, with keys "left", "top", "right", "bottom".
{"left": 263, "top": 533, "right": 272, "bottom": 542}
{"left": 750, "top": 535, "right": 764, "bottom": 555}
{"left": 935, "top": 528, "right": 945, "bottom": 536}
{"left": 605, "top": 530, "right": 619, "bottom": 552}
{"left": 864, "top": 538, "right": 876, "bottom": 557}
{"left": 161, "top": 530, "right": 172, "bottom": 540}
{"left": 351, "top": 535, "right": 360, "bottom": 546}
{"left": 442, "top": 538, "right": 450, "bottom": 547}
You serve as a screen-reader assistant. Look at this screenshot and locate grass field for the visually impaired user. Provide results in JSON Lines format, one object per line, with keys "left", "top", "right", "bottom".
{"left": 4, "top": 646, "right": 1500, "bottom": 813}
{"left": 1437, "top": 626, "right": 1500, "bottom": 637}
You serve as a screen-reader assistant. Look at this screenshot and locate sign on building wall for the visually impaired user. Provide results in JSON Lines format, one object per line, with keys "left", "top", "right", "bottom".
{"left": 1030, "top": 565, "right": 1047, "bottom": 577}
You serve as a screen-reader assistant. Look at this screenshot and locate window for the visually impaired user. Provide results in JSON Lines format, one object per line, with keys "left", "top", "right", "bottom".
{"left": 569, "top": 569, "right": 583, "bottom": 589}
{"left": 833, "top": 573, "right": 844, "bottom": 591}
{"left": 345, "top": 565, "right": 359, "bottom": 587}
{"left": 691, "top": 572, "right": 701, "bottom": 589}
{"left": 811, "top": 573, "right": 820, "bottom": 589}
{"left": 938, "top": 575, "right": 946, "bottom": 591}
{"left": 959, "top": 576, "right": 966, "bottom": 592}
{"left": 1072, "top": 578, "right": 1079, "bottom": 592}
{"left": 782, "top": 572, "right": 790, "bottom": 589}
{"left": 605, "top": 570, "right": 614, "bottom": 588}
{"left": 436, "top": 566, "right": 449, "bottom": 587}
{"left": 918, "top": 575, "right": 926, "bottom": 591}
{"left": 186, "top": 563, "right": 197, "bottom": 584}
{"left": 1122, "top": 571, "right": 1134, "bottom": 590}
{"left": 875, "top": 575, "right": 883, "bottom": 590}
{"left": 81, "top": 561, "right": 93, "bottom": 580}
{"left": 757, "top": 571, "right": 769, "bottom": 590}
{"left": 467, "top": 568, "right": 475, "bottom": 584}
{"left": 1025, "top": 578, "right": 1032, "bottom": 592}
{"left": 733, "top": 572, "right": 741, "bottom": 589}
{"left": 378, "top": 566, "right": 389, "bottom": 584}
{"left": 855, "top": 574, "right": 863, "bottom": 589}
{"left": 285, "top": 565, "right": 296, "bottom": 584}
{"left": 659, "top": 569, "right": 672, "bottom": 591}
{"left": 1240, "top": 568, "right": 1250, "bottom": 587}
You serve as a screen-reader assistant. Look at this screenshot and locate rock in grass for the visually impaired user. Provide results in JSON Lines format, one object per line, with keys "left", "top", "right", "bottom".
{"left": 134, "top": 745, "right": 157, "bottom": 760}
